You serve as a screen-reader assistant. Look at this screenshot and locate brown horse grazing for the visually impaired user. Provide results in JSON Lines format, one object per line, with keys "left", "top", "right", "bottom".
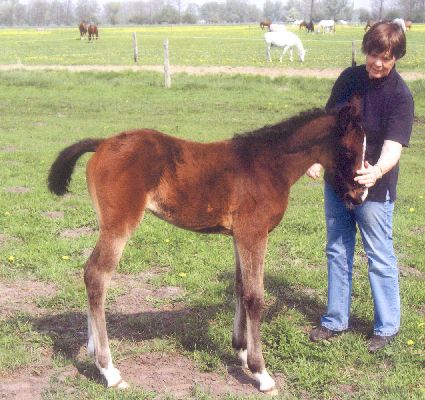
{"left": 48, "top": 98, "right": 367, "bottom": 395}
{"left": 405, "top": 20, "right": 412, "bottom": 30}
{"left": 364, "top": 19, "right": 377, "bottom": 31}
{"left": 299, "top": 20, "right": 307, "bottom": 30}
{"left": 260, "top": 20, "right": 272, "bottom": 30}
{"left": 87, "top": 24, "right": 98, "bottom": 41}
{"left": 305, "top": 21, "right": 314, "bottom": 32}
{"left": 79, "top": 21, "right": 87, "bottom": 39}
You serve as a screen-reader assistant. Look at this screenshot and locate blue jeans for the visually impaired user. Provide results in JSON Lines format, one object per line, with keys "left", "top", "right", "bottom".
{"left": 321, "top": 182, "right": 400, "bottom": 336}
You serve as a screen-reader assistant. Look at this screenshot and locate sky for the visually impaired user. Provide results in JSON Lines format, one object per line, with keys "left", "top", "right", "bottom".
{"left": 191, "top": 0, "right": 372, "bottom": 11}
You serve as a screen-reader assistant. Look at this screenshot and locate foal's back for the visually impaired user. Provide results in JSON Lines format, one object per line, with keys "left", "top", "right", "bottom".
{"left": 87, "top": 129, "right": 242, "bottom": 234}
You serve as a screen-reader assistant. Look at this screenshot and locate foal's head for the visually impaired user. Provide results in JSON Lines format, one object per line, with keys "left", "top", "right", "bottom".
{"left": 331, "top": 96, "right": 367, "bottom": 208}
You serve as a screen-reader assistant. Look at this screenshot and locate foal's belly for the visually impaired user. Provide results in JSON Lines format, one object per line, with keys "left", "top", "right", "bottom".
{"left": 146, "top": 197, "right": 233, "bottom": 235}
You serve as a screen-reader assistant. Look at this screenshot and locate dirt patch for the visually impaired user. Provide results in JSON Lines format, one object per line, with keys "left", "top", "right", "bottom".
{"left": 5, "top": 186, "right": 32, "bottom": 194}
{"left": 59, "top": 226, "right": 96, "bottom": 239}
{"left": 1, "top": 63, "right": 424, "bottom": 81}
{"left": 0, "top": 145, "right": 17, "bottom": 153}
{"left": 0, "top": 233, "right": 23, "bottom": 248}
{"left": 0, "top": 368, "right": 52, "bottom": 400}
{"left": 118, "top": 351, "right": 284, "bottom": 398}
{"left": 42, "top": 211, "right": 64, "bottom": 219}
{"left": 399, "top": 265, "right": 425, "bottom": 279}
{"left": 109, "top": 270, "right": 184, "bottom": 314}
{"left": 1, "top": 268, "right": 284, "bottom": 398}
{"left": 0, "top": 279, "right": 58, "bottom": 319}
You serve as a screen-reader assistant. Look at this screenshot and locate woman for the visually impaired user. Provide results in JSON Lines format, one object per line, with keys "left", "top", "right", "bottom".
{"left": 307, "top": 21, "right": 414, "bottom": 352}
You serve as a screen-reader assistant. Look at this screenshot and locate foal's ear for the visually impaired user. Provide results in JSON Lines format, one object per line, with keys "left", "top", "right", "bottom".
{"left": 337, "top": 104, "right": 352, "bottom": 134}
{"left": 348, "top": 94, "right": 362, "bottom": 117}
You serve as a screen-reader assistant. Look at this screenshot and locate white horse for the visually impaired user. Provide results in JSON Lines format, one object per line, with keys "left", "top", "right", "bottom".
{"left": 269, "top": 23, "right": 287, "bottom": 32}
{"left": 264, "top": 31, "right": 306, "bottom": 62}
{"left": 393, "top": 18, "right": 406, "bottom": 32}
{"left": 317, "top": 19, "right": 335, "bottom": 33}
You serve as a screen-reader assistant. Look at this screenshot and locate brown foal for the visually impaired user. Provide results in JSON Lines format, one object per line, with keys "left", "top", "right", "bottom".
{"left": 48, "top": 98, "right": 366, "bottom": 395}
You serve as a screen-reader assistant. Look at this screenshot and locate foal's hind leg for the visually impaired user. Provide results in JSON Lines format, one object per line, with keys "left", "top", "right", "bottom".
{"left": 232, "top": 230, "right": 277, "bottom": 394}
{"left": 85, "top": 232, "right": 131, "bottom": 388}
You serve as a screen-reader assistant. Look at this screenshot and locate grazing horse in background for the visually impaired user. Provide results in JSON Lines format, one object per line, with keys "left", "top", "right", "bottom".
{"left": 404, "top": 20, "right": 412, "bottom": 30}
{"left": 305, "top": 21, "right": 314, "bottom": 33}
{"left": 87, "top": 24, "right": 98, "bottom": 41}
{"left": 393, "top": 18, "right": 406, "bottom": 32}
{"left": 364, "top": 19, "right": 377, "bottom": 31}
{"left": 317, "top": 19, "right": 335, "bottom": 33}
{"left": 79, "top": 21, "right": 87, "bottom": 39}
{"left": 299, "top": 20, "right": 308, "bottom": 30}
{"left": 265, "top": 31, "right": 306, "bottom": 62}
{"left": 48, "top": 96, "right": 367, "bottom": 395}
{"left": 269, "top": 23, "right": 287, "bottom": 32}
{"left": 260, "top": 20, "right": 271, "bottom": 30}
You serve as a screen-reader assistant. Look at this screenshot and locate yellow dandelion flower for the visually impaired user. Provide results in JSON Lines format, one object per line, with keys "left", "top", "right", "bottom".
{"left": 62, "top": 255, "right": 70, "bottom": 260}
{"left": 409, "top": 208, "right": 415, "bottom": 212}
{"left": 407, "top": 339, "right": 414, "bottom": 346}
{"left": 8, "top": 255, "right": 15, "bottom": 262}
{"left": 178, "top": 272, "right": 187, "bottom": 278}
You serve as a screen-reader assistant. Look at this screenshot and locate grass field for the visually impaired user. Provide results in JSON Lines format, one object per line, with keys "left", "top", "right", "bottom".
{"left": 0, "top": 25, "right": 424, "bottom": 399}
{"left": 0, "top": 24, "right": 425, "bottom": 70}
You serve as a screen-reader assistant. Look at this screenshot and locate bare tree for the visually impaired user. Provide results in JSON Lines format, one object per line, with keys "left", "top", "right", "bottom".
{"left": 371, "top": 0, "right": 385, "bottom": 19}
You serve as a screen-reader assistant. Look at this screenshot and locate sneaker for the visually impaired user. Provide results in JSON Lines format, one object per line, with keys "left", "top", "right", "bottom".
{"left": 309, "top": 326, "right": 341, "bottom": 342}
{"left": 368, "top": 333, "right": 398, "bottom": 353}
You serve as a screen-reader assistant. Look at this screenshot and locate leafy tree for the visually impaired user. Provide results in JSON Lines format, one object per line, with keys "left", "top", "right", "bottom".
{"left": 27, "top": 0, "right": 49, "bottom": 25}
{"left": 0, "top": 0, "right": 26, "bottom": 25}
{"left": 200, "top": 1, "right": 225, "bottom": 23}
{"left": 263, "top": 0, "right": 286, "bottom": 21}
{"left": 75, "top": 0, "right": 100, "bottom": 23}
{"left": 358, "top": 7, "right": 371, "bottom": 22}
{"left": 103, "top": 1, "right": 120, "bottom": 25}
{"left": 154, "top": 3, "right": 179, "bottom": 23}
{"left": 49, "top": 0, "right": 70, "bottom": 25}
{"left": 322, "top": 0, "right": 353, "bottom": 20}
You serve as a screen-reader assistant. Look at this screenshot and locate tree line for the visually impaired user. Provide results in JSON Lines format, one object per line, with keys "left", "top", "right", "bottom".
{"left": 0, "top": 0, "right": 423, "bottom": 27}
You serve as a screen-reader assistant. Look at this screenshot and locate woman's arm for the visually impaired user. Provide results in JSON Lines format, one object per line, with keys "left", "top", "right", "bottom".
{"left": 354, "top": 140, "right": 403, "bottom": 188}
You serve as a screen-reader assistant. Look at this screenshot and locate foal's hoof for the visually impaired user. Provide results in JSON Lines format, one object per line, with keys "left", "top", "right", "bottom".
{"left": 263, "top": 387, "right": 279, "bottom": 396}
{"left": 110, "top": 379, "right": 129, "bottom": 389}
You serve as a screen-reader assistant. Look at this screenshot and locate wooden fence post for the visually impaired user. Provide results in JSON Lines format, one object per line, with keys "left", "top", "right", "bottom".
{"left": 352, "top": 40, "right": 356, "bottom": 67}
{"left": 132, "top": 32, "right": 138, "bottom": 63}
{"left": 164, "top": 39, "right": 171, "bottom": 88}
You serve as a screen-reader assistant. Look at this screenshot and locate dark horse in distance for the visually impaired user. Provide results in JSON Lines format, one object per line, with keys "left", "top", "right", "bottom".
{"left": 79, "top": 21, "right": 87, "bottom": 39}
{"left": 300, "top": 20, "right": 314, "bottom": 32}
{"left": 87, "top": 23, "right": 98, "bottom": 41}
{"left": 48, "top": 97, "right": 367, "bottom": 395}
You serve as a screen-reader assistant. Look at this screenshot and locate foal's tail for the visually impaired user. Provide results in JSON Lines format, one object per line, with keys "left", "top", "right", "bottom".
{"left": 48, "top": 138, "right": 103, "bottom": 196}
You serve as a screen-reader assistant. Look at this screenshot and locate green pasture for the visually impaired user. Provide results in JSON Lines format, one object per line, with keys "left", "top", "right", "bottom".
{"left": 0, "top": 24, "right": 424, "bottom": 399}
{"left": 0, "top": 70, "right": 424, "bottom": 399}
{"left": 0, "top": 24, "right": 425, "bottom": 70}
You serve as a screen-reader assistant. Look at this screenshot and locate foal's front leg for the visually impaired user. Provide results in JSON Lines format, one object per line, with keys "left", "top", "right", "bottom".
{"left": 232, "top": 239, "right": 248, "bottom": 368}
{"left": 232, "top": 232, "right": 277, "bottom": 395}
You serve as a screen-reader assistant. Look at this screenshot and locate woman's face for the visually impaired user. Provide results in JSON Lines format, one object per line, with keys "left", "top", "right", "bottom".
{"left": 366, "top": 51, "right": 396, "bottom": 79}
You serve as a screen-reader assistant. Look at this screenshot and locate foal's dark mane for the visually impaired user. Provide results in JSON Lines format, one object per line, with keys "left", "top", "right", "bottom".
{"left": 231, "top": 108, "right": 331, "bottom": 162}
{"left": 234, "top": 108, "right": 327, "bottom": 142}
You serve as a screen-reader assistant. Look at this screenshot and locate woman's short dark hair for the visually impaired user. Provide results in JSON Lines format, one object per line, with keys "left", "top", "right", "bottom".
{"left": 362, "top": 21, "right": 406, "bottom": 60}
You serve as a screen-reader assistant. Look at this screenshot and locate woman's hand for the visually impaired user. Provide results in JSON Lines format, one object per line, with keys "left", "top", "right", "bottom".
{"left": 306, "top": 163, "right": 323, "bottom": 180}
{"left": 354, "top": 161, "right": 382, "bottom": 188}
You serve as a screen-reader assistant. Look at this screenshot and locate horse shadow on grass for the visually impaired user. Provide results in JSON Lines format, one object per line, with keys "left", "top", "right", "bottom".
{"left": 29, "top": 268, "right": 370, "bottom": 386}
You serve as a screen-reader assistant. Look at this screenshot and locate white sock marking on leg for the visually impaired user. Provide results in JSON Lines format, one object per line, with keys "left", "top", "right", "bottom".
{"left": 238, "top": 349, "right": 248, "bottom": 369}
{"left": 253, "top": 369, "right": 276, "bottom": 392}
